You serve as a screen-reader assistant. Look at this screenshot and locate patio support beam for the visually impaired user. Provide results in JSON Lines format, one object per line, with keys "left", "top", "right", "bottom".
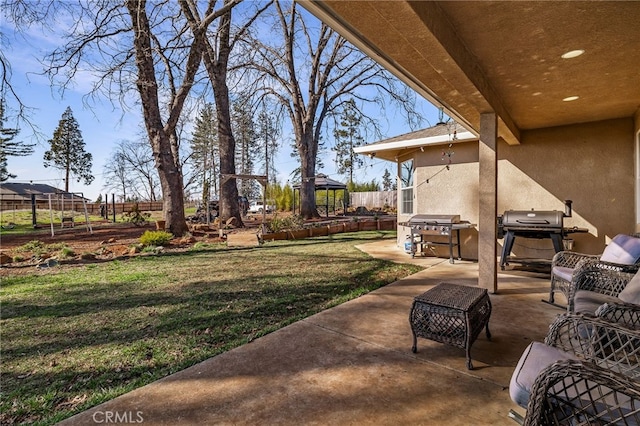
{"left": 478, "top": 112, "right": 498, "bottom": 293}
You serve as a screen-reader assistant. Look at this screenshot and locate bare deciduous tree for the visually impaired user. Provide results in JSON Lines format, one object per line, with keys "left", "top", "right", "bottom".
{"left": 6, "top": 0, "right": 241, "bottom": 235}
{"left": 103, "top": 138, "right": 159, "bottom": 201}
{"left": 245, "top": 0, "right": 422, "bottom": 218}
{"left": 103, "top": 151, "right": 133, "bottom": 201}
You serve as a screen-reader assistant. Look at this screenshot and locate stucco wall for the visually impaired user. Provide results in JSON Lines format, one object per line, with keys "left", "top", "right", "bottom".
{"left": 397, "top": 117, "right": 635, "bottom": 261}
{"left": 635, "top": 108, "right": 640, "bottom": 233}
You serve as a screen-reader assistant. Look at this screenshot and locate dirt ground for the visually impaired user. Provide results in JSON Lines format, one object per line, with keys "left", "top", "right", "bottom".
{"left": 0, "top": 219, "right": 264, "bottom": 275}
{"left": 1, "top": 222, "right": 157, "bottom": 251}
{"left": 0, "top": 212, "right": 365, "bottom": 274}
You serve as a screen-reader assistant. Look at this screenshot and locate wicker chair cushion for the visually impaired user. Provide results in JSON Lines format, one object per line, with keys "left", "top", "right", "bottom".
{"left": 509, "top": 342, "right": 578, "bottom": 408}
{"left": 551, "top": 265, "right": 573, "bottom": 282}
{"left": 618, "top": 270, "right": 640, "bottom": 305}
{"left": 574, "top": 290, "right": 620, "bottom": 315}
{"left": 600, "top": 234, "right": 640, "bottom": 265}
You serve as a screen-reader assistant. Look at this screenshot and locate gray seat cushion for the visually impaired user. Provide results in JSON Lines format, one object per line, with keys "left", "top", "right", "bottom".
{"left": 509, "top": 342, "right": 578, "bottom": 408}
{"left": 552, "top": 265, "right": 573, "bottom": 282}
{"left": 600, "top": 234, "right": 640, "bottom": 265}
{"left": 574, "top": 290, "right": 621, "bottom": 315}
{"left": 618, "top": 270, "right": 640, "bottom": 305}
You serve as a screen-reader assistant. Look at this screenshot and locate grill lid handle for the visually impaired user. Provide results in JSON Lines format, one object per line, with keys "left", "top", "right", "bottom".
{"left": 516, "top": 219, "right": 550, "bottom": 224}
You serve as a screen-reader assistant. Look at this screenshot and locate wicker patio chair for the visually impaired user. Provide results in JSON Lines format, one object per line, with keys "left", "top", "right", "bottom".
{"left": 543, "top": 314, "right": 639, "bottom": 378}
{"left": 595, "top": 301, "right": 640, "bottom": 330}
{"left": 549, "top": 234, "right": 640, "bottom": 305}
{"left": 566, "top": 267, "right": 640, "bottom": 329}
{"left": 523, "top": 359, "right": 640, "bottom": 425}
{"left": 509, "top": 314, "right": 640, "bottom": 424}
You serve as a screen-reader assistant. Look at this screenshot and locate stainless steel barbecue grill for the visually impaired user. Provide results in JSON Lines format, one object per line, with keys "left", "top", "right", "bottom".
{"left": 401, "top": 214, "right": 475, "bottom": 263}
{"left": 499, "top": 200, "right": 587, "bottom": 269}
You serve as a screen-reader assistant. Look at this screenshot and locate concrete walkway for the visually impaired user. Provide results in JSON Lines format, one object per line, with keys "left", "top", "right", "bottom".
{"left": 61, "top": 241, "right": 564, "bottom": 425}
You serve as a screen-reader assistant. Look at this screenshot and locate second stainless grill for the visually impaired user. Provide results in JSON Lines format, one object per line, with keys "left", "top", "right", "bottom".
{"left": 401, "top": 215, "right": 475, "bottom": 263}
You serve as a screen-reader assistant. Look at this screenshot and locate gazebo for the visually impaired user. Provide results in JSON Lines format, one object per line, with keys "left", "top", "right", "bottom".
{"left": 292, "top": 174, "right": 347, "bottom": 218}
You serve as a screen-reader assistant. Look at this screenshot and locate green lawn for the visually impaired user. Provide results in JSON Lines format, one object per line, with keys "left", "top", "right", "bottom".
{"left": 0, "top": 231, "right": 421, "bottom": 425}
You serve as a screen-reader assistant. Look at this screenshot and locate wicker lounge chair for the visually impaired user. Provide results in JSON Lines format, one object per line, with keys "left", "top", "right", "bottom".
{"left": 509, "top": 314, "right": 640, "bottom": 424}
{"left": 523, "top": 359, "right": 640, "bottom": 425}
{"left": 549, "top": 234, "right": 640, "bottom": 305}
{"left": 567, "top": 267, "right": 640, "bottom": 329}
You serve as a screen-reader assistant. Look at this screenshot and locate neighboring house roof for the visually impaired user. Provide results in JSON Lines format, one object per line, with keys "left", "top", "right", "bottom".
{"left": 354, "top": 122, "right": 476, "bottom": 162}
{"left": 0, "top": 182, "right": 87, "bottom": 202}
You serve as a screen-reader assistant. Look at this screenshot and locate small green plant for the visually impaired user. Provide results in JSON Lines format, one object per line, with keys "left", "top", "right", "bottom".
{"left": 139, "top": 230, "right": 173, "bottom": 247}
{"left": 16, "top": 240, "right": 45, "bottom": 252}
{"left": 15, "top": 241, "right": 69, "bottom": 257}
{"left": 46, "top": 243, "right": 67, "bottom": 251}
{"left": 190, "top": 241, "right": 217, "bottom": 251}
{"left": 58, "top": 247, "right": 76, "bottom": 259}
{"left": 267, "top": 214, "right": 305, "bottom": 233}
{"left": 122, "top": 203, "right": 151, "bottom": 226}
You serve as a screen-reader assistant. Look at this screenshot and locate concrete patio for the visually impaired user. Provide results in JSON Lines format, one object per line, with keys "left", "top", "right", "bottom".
{"left": 61, "top": 240, "right": 565, "bottom": 425}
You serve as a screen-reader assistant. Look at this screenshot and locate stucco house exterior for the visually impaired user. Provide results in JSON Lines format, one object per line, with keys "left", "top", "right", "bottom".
{"left": 353, "top": 118, "right": 632, "bottom": 264}
{"left": 300, "top": 1, "right": 640, "bottom": 292}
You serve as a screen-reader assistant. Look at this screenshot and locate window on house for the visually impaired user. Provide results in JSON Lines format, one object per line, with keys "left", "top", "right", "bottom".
{"left": 400, "top": 159, "right": 414, "bottom": 214}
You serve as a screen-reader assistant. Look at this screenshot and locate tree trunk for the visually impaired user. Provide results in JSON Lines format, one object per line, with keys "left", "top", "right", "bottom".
{"left": 149, "top": 129, "right": 188, "bottom": 236}
{"left": 64, "top": 166, "right": 70, "bottom": 192}
{"left": 203, "top": 6, "right": 243, "bottom": 226}
{"left": 298, "top": 131, "right": 319, "bottom": 219}
{"left": 214, "top": 76, "right": 242, "bottom": 225}
{"left": 127, "top": 0, "right": 188, "bottom": 236}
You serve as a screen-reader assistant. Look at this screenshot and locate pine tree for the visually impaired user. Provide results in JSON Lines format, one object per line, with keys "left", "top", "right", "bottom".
{"left": 43, "top": 107, "right": 93, "bottom": 192}
{"left": 382, "top": 168, "right": 396, "bottom": 191}
{"left": 190, "top": 104, "right": 219, "bottom": 204}
{"left": 0, "top": 102, "right": 34, "bottom": 182}
{"left": 256, "top": 108, "right": 280, "bottom": 186}
{"left": 231, "top": 97, "right": 259, "bottom": 199}
{"left": 332, "top": 99, "right": 365, "bottom": 184}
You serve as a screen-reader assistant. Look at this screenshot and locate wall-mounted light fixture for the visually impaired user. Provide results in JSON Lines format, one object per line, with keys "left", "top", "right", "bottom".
{"left": 368, "top": 152, "right": 376, "bottom": 159}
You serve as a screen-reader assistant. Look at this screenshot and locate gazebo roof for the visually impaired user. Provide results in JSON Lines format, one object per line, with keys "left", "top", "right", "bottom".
{"left": 292, "top": 174, "right": 347, "bottom": 190}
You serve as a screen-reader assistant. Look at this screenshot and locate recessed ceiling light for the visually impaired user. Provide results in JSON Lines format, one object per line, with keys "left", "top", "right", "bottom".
{"left": 563, "top": 96, "right": 579, "bottom": 102}
{"left": 561, "top": 49, "right": 585, "bottom": 59}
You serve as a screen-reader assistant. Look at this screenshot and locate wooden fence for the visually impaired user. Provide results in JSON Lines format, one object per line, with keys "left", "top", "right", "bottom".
{"left": 349, "top": 191, "right": 396, "bottom": 209}
{"left": 0, "top": 200, "right": 164, "bottom": 214}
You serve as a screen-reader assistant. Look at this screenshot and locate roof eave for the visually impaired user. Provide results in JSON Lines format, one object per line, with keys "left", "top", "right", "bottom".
{"left": 354, "top": 131, "right": 477, "bottom": 162}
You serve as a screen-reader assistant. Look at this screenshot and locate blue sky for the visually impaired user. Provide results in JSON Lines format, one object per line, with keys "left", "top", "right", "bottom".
{"left": 2, "top": 6, "right": 440, "bottom": 202}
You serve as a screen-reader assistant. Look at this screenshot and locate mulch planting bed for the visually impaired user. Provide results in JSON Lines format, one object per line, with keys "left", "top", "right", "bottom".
{"left": 0, "top": 222, "right": 232, "bottom": 275}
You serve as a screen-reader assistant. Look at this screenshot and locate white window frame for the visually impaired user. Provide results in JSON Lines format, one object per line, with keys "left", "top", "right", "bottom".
{"left": 400, "top": 159, "right": 414, "bottom": 215}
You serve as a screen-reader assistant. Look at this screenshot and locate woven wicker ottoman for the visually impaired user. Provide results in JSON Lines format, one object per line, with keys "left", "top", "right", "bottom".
{"left": 410, "top": 282, "right": 492, "bottom": 370}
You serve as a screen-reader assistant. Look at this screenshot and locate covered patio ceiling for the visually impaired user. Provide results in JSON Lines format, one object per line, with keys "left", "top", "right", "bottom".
{"left": 299, "top": 1, "right": 640, "bottom": 145}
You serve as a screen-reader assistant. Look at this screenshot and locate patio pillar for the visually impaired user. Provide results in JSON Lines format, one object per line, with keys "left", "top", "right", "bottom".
{"left": 478, "top": 112, "right": 498, "bottom": 293}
